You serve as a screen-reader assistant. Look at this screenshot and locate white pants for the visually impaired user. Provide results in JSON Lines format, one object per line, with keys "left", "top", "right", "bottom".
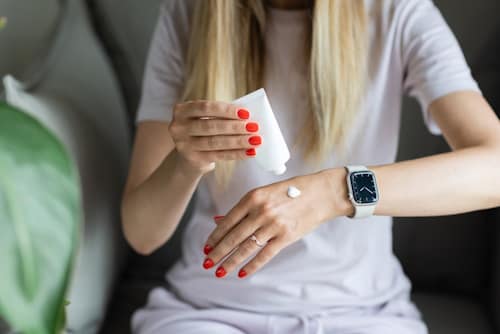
{"left": 132, "top": 287, "right": 428, "bottom": 334}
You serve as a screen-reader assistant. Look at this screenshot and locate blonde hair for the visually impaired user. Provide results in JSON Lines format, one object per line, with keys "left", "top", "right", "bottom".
{"left": 182, "top": 0, "right": 368, "bottom": 190}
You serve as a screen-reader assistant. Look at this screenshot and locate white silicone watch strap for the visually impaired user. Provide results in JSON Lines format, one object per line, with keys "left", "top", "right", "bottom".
{"left": 346, "top": 165, "right": 376, "bottom": 219}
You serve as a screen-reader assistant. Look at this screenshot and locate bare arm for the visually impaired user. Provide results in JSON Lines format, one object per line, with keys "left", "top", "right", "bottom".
{"left": 121, "top": 122, "right": 203, "bottom": 255}
{"left": 324, "top": 91, "right": 500, "bottom": 217}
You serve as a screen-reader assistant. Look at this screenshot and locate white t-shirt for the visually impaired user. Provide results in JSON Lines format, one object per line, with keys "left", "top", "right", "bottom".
{"left": 136, "top": 0, "right": 480, "bottom": 318}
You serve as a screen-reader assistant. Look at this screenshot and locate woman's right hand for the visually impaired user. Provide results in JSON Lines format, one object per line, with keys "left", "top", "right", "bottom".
{"left": 168, "top": 101, "right": 261, "bottom": 175}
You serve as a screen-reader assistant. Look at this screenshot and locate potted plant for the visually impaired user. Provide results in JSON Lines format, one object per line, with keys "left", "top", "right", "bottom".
{"left": 0, "top": 20, "right": 82, "bottom": 334}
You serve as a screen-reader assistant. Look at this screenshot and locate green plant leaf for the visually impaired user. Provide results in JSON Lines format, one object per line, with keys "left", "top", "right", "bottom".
{"left": 0, "top": 102, "right": 81, "bottom": 334}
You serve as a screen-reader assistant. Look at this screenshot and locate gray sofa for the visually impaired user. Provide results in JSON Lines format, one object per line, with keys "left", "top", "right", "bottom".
{"left": 0, "top": 0, "right": 498, "bottom": 333}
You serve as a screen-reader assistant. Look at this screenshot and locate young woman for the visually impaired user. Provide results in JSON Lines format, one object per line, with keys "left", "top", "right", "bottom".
{"left": 122, "top": 0, "right": 500, "bottom": 333}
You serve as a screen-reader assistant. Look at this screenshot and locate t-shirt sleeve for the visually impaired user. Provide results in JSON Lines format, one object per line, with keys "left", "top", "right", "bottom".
{"left": 135, "top": 3, "right": 185, "bottom": 124}
{"left": 400, "top": 0, "right": 481, "bottom": 135}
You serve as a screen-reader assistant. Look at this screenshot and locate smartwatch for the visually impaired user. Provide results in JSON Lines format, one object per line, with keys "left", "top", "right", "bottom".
{"left": 345, "top": 165, "right": 379, "bottom": 219}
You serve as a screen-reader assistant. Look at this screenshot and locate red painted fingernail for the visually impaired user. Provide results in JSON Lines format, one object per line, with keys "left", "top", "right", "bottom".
{"left": 203, "top": 258, "right": 214, "bottom": 269}
{"left": 213, "top": 215, "right": 224, "bottom": 221}
{"left": 246, "top": 148, "right": 256, "bottom": 156}
{"left": 216, "top": 266, "right": 226, "bottom": 278}
{"left": 238, "top": 270, "right": 247, "bottom": 278}
{"left": 237, "top": 109, "right": 250, "bottom": 119}
{"left": 249, "top": 136, "right": 262, "bottom": 146}
{"left": 245, "top": 122, "right": 259, "bottom": 132}
{"left": 203, "top": 244, "right": 213, "bottom": 255}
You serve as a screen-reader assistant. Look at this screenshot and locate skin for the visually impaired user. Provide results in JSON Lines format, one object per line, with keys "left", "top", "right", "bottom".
{"left": 121, "top": 1, "right": 500, "bottom": 279}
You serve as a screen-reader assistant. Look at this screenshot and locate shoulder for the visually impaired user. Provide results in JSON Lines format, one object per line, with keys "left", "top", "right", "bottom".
{"left": 365, "top": 0, "right": 439, "bottom": 29}
{"left": 365, "top": 0, "right": 447, "bottom": 55}
{"left": 153, "top": 0, "right": 199, "bottom": 53}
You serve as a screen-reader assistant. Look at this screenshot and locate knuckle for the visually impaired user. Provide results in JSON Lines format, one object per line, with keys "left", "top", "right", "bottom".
{"left": 173, "top": 103, "right": 181, "bottom": 115}
{"left": 168, "top": 120, "right": 182, "bottom": 134}
{"left": 216, "top": 121, "right": 227, "bottom": 132}
{"left": 240, "top": 240, "right": 256, "bottom": 255}
{"left": 268, "top": 216, "right": 288, "bottom": 232}
{"left": 225, "top": 235, "right": 238, "bottom": 247}
{"left": 260, "top": 202, "right": 275, "bottom": 217}
{"left": 272, "top": 216, "right": 286, "bottom": 227}
{"left": 232, "top": 121, "right": 241, "bottom": 132}
{"left": 227, "top": 250, "right": 246, "bottom": 265}
{"left": 216, "top": 225, "right": 230, "bottom": 238}
{"left": 167, "top": 122, "right": 176, "bottom": 135}
{"left": 222, "top": 257, "right": 236, "bottom": 269}
{"left": 200, "top": 101, "right": 211, "bottom": 111}
{"left": 280, "top": 223, "right": 294, "bottom": 238}
{"left": 247, "top": 189, "right": 264, "bottom": 204}
{"left": 207, "top": 136, "right": 218, "bottom": 149}
{"left": 238, "top": 136, "right": 247, "bottom": 147}
{"left": 208, "top": 233, "right": 221, "bottom": 246}
{"left": 176, "top": 140, "right": 187, "bottom": 151}
{"left": 223, "top": 103, "right": 233, "bottom": 115}
{"left": 200, "top": 120, "right": 213, "bottom": 131}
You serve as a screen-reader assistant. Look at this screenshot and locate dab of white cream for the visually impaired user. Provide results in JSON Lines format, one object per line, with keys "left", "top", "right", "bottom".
{"left": 287, "top": 186, "right": 301, "bottom": 198}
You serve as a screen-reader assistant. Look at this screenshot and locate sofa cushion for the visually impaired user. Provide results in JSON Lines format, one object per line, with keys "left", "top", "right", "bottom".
{"left": 0, "top": 0, "right": 60, "bottom": 81}
{"left": 393, "top": 211, "right": 491, "bottom": 298}
{"left": 413, "top": 293, "right": 493, "bottom": 334}
{"left": 86, "top": 0, "right": 164, "bottom": 119}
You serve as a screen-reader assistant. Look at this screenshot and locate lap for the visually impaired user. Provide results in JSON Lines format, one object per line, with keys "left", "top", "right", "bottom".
{"left": 144, "top": 319, "right": 245, "bottom": 334}
{"left": 132, "top": 287, "right": 267, "bottom": 334}
{"left": 132, "top": 287, "right": 427, "bottom": 334}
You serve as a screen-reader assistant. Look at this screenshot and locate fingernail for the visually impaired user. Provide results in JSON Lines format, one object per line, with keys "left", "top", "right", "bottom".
{"left": 203, "top": 244, "right": 213, "bottom": 255}
{"left": 249, "top": 136, "right": 262, "bottom": 146}
{"left": 203, "top": 258, "right": 214, "bottom": 269}
{"left": 213, "top": 215, "right": 224, "bottom": 221}
{"left": 238, "top": 270, "right": 247, "bottom": 278}
{"left": 246, "top": 148, "right": 256, "bottom": 156}
{"left": 245, "top": 122, "right": 259, "bottom": 132}
{"left": 237, "top": 109, "right": 250, "bottom": 119}
{"left": 216, "top": 266, "right": 226, "bottom": 278}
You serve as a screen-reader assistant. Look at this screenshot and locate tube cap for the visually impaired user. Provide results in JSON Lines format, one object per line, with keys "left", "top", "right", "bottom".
{"left": 272, "top": 165, "right": 287, "bottom": 175}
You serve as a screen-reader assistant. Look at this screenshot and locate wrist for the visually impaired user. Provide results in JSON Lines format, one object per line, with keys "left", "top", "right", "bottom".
{"left": 173, "top": 149, "right": 207, "bottom": 181}
{"left": 320, "top": 168, "right": 354, "bottom": 218}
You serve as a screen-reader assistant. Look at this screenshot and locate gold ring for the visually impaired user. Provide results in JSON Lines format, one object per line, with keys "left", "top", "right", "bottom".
{"left": 250, "top": 234, "right": 266, "bottom": 248}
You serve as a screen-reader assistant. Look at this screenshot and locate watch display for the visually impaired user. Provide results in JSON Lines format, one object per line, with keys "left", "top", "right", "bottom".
{"left": 349, "top": 171, "right": 379, "bottom": 204}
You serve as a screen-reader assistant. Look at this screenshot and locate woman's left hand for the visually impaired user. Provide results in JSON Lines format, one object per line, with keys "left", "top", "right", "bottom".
{"left": 202, "top": 169, "right": 351, "bottom": 278}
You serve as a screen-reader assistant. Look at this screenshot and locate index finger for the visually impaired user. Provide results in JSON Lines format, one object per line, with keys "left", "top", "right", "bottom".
{"left": 175, "top": 101, "right": 250, "bottom": 120}
{"left": 205, "top": 192, "right": 254, "bottom": 249}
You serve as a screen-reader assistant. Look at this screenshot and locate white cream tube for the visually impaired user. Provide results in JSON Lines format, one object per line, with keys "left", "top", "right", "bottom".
{"left": 233, "top": 88, "right": 290, "bottom": 175}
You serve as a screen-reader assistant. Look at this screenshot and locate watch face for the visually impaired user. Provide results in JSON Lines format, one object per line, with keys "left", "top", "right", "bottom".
{"left": 350, "top": 171, "right": 378, "bottom": 204}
